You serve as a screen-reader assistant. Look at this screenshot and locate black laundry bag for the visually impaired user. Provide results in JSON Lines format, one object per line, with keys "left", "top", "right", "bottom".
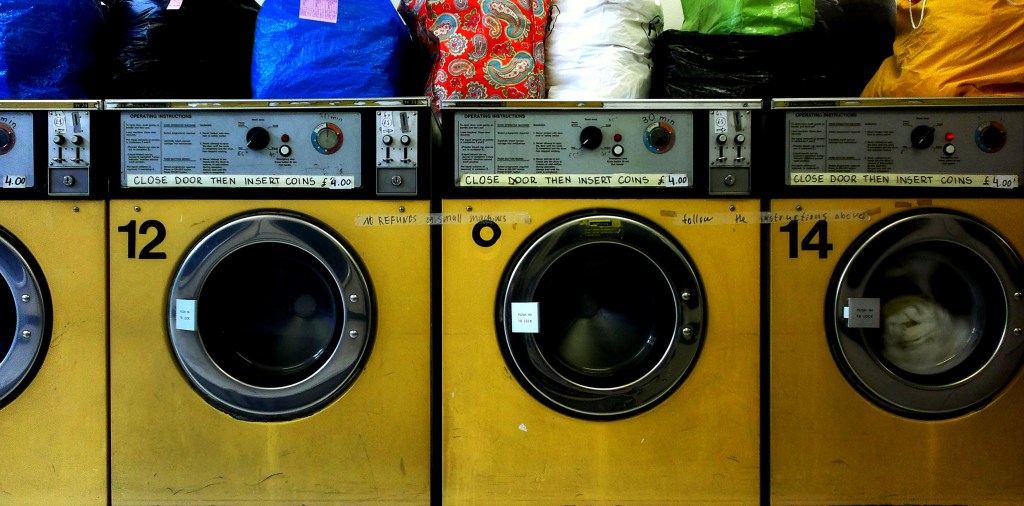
{"left": 650, "top": 29, "right": 892, "bottom": 99}
{"left": 102, "top": 0, "right": 260, "bottom": 98}
{"left": 650, "top": 1, "right": 894, "bottom": 99}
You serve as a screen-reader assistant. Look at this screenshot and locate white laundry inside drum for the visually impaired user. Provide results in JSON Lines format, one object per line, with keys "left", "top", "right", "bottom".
{"left": 880, "top": 295, "right": 976, "bottom": 375}
{"left": 828, "top": 211, "right": 1024, "bottom": 418}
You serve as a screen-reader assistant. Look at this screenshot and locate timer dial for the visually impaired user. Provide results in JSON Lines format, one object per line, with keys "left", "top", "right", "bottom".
{"left": 0, "top": 123, "right": 14, "bottom": 154}
{"left": 311, "top": 122, "right": 343, "bottom": 154}
{"left": 976, "top": 121, "right": 1007, "bottom": 153}
{"left": 644, "top": 122, "right": 675, "bottom": 154}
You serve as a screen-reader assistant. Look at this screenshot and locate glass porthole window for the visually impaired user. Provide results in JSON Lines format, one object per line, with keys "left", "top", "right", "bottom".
{"left": 829, "top": 210, "right": 1024, "bottom": 419}
{"left": 168, "top": 213, "right": 373, "bottom": 421}
{"left": 497, "top": 211, "right": 706, "bottom": 419}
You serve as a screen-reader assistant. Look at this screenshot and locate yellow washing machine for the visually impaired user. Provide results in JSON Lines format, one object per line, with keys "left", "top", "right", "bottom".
{"left": 439, "top": 99, "right": 762, "bottom": 504}
{"left": 0, "top": 101, "right": 107, "bottom": 503}
{"left": 106, "top": 99, "right": 431, "bottom": 504}
{"left": 769, "top": 98, "right": 1024, "bottom": 504}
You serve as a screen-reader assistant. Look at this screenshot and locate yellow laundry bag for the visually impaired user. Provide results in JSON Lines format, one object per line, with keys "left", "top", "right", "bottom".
{"left": 862, "top": 0, "right": 1024, "bottom": 96}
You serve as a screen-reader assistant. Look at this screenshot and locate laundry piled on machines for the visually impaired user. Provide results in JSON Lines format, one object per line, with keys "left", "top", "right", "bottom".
{"left": 0, "top": 0, "right": 1020, "bottom": 100}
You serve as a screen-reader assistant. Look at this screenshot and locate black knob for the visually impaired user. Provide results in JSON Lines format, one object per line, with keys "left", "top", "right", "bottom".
{"left": 648, "top": 126, "right": 672, "bottom": 150}
{"left": 246, "top": 127, "right": 271, "bottom": 150}
{"left": 0, "top": 129, "right": 10, "bottom": 151}
{"left": 910, "top": 125, "right": 935, "bottom": 149}
{"left": 977, "top": 123, "right": 1007, "bottom": 153}
{"left": 580, "top": 126, "right": 603, "bottom": 150}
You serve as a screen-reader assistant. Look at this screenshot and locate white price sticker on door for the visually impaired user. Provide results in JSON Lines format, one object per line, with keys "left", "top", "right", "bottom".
{"left": 510, "top": 302, "right": 540, "bottom": 333}
{"left": 175, "top": 299, "right": 197, "bottom": 331}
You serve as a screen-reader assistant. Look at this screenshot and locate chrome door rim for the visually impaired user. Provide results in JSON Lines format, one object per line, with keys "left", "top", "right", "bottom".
{"left": 497, "top": 211, "right": 706, "bottom": 419}
{"left": 829, "top": 210, "right": 1024, "bottom": 419}
{"left": 168, "top": 212, "right": 373, "bottom": 421}
{"left": 0, "top": 230, "right": 47, "bottom": 408}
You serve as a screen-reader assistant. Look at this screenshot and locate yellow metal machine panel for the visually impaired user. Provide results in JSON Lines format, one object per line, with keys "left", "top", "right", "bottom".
{"left": 0, "top": 201, "right": 108, "bottom": 504}
{"left": 442, "top": 198, "right": 760, "bottom": 504}
{"left": 109, "top": 199, "right": 430, "bottom": 505}
{"left": 770, "top": 198, "right": 1024, "bottom": 504}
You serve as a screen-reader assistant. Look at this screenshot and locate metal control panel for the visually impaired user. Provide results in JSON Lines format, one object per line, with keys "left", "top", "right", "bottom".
{"left": 48, "top": 110, "right": 92, "bottom": 196}
{"left": 777, "top": 98, "right": 1024, "bottom": 189}
{"left": 109, "top": 100, "right": 425, "bottom": 196}
{"left": 709, "top": 108, "right": 752, "bottom": 195}
{"left": 0, "top": 102, "right": 95, "bottom": 196}
{"left": 445, "top": 100, "right": 759, "bottom": 193}
{"left": 376, "top": 109, "right": 420, "bottom": 195}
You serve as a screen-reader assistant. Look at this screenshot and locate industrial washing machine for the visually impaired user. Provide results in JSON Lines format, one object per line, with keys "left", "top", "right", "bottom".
{"left": 0, "top": 101, "right": 107, "bottom": 503}
{"left": 768, "top": 97, "right": 1024, "bottom": 504}
{"left": 106, "top": 99, "right": 431, "bottom": 504}
{"left": 438, "top": 99, "right": 762, "bottom": 503}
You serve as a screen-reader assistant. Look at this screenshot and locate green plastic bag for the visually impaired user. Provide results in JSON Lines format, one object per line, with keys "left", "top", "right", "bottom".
{"left": 681, "top": 0, "right": 815, "bottom": 35}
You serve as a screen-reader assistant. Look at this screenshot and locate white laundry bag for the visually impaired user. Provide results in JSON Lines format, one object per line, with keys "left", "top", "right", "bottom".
{"left": 545, "top": 0, "right": 663, "bottom": 99}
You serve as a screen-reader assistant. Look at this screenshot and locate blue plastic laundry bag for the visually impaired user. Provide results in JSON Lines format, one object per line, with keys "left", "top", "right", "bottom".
{"left": 0, "top": 0, "right": 104, "bottom": 98}
{"left": 252, "top": 0, "right": 421, "bottom": 98}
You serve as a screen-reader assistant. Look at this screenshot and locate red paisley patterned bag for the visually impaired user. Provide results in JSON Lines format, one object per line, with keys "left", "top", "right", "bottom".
{"left": 403, "top": 0, "right": 550, "bottom": 108}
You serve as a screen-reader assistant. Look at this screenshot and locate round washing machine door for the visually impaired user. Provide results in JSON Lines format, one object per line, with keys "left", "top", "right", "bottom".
{"left": 0, "top": 230, "right": 48, "bottom": 409}
{"left": 829, "top": 210, "right": 1024, "bottom": 419}
{"left": 497, "top": 211, "right": 706, "bottom": 419}
{"left": 168, "top": 213, "right": 373, "bottom": 421}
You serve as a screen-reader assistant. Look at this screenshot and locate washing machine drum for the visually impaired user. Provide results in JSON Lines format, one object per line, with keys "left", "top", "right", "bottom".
{"left": 169, "top": 213, "right": 373, "bottom": 422}
{"left": 829, "top": 210, "right": 1024, "bottom": 419}
{"left": 497, "top": 211, "right": 706, "bottom": 419}
{"left": 0, "top": 230, "right": 48, "bottom": 409}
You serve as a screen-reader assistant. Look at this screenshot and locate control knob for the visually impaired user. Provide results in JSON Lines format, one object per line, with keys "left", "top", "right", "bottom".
{"left": 246, "top": 127, "right": 271, "bottom": 150}
{"left": 910, "top": 125, "right": 935, "bottom": 149}
{"left": 580, "top": 126, "right": 603, "bottom": 150}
